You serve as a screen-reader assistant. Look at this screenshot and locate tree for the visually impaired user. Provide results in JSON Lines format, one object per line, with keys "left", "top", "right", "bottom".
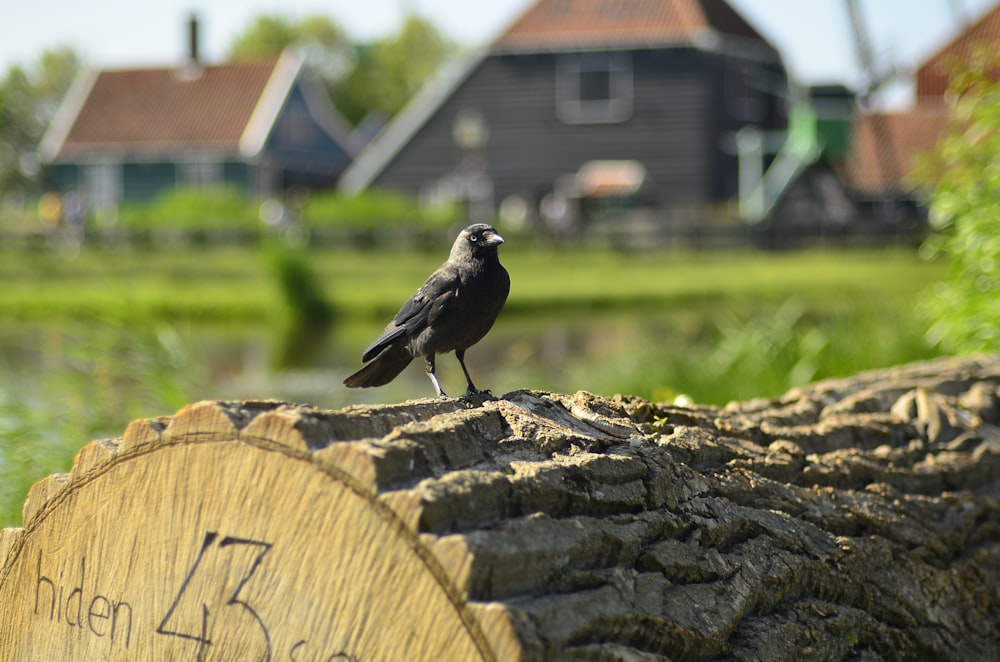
{"left": 920, "top": 56, "right": 1000, "bottom": 353}
{"left": 336, "top": 15, "right": 457, "bottom": 126}
{"left": 0, "top": 47, "right": 80, "bottom": 198}
{"left": 227, "top": 14, "right": 354, "bottom": 83}
{"left": 225, "top": 12, "right": 457, "bottom": 127}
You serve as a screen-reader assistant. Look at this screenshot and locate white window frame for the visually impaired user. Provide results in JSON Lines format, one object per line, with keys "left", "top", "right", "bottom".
{"left": 557, "top": 52, "right": 634, "bottom": 124}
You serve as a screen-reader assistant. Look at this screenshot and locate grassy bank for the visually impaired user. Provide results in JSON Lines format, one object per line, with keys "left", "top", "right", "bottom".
{"left": 0, "top": 245, "right": 942, "bottom": 321}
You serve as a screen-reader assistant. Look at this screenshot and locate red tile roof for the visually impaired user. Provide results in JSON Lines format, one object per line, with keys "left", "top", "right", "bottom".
{"left": 845, "top": 3, "right": 1000, "bottom": 195}
{"left": 50, "top": 58, "right": 279, "bottom": 160}
{"left": 916, "top": 4, "right": 1000, "bottom": 98}
{"left": 494, "top": 0, "right": 772, "bottom": 51}
{"left": 844, "top": 106, "right": 950, "bottom": 195}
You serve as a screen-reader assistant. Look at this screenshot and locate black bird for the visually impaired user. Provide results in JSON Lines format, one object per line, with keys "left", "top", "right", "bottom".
{"left": 344, "top": 223, "right": 510, "bottom": 398}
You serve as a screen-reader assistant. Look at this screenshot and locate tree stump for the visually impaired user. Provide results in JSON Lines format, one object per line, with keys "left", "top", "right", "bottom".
{"left": 1, "top": 355, "right": 998, "bottom": 660}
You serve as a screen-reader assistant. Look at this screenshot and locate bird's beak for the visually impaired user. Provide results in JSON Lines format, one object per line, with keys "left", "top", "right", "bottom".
{"left": 483, "top": 231, "right": 504, "bottom": 247}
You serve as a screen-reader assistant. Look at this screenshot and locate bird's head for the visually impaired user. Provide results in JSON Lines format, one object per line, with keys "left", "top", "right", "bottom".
{"left": 451, "top": 223, "right": 504, "bottom": 260}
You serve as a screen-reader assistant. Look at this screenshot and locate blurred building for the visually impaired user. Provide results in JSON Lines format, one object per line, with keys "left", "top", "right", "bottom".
{"left": 339, "top": 0, "right": 789, "bottom": 227}
{"left": 844, "top": 3, "right": 1000, "bottom": 210}
{"left": 39, "top": 20, "right": 358, "bottom": 213}
{"left": 708, "top": 1, "right": 1000, "bottom": 245}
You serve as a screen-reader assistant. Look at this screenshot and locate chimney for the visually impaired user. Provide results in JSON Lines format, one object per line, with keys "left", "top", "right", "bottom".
{"left": 176, "top": 14, "right": 204, "bottom": 80}
{"left": 188, "top": 14, "right": 200, "bottom": 63}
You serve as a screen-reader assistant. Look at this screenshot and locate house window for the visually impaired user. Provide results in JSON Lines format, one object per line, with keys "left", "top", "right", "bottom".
{"left": 557, "top": 53, "right": 633, "bottom": 124}
{"left": 178, "top": 160, "right": 222, "bottom": 189}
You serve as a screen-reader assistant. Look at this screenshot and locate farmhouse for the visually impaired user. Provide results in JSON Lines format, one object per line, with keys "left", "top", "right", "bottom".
{"left": 339, "top": 0, "right": 789, "bottom": 225}
{"left": 40, "top": 26, "right": 358, "bottom": 213}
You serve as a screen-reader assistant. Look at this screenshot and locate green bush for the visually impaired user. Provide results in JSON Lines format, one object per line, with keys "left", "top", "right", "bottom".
{"left": 118, "top": 187, "right": 258, "bottom": 232}
{"left": 920, "top": 60, "right": 1000, "bottom": 352}
{"left": 302, "top": 189, "right": 458, "bottom": 231}
{"left": 114, "top": 187, "right": 460, "bottom": 238}
{"left": 264, "top": 242, "right": 334, "bottom": 325}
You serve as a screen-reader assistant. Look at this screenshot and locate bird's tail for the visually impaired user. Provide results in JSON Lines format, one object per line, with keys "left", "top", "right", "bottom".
{"left": 343, "top": 344, "right": 413, "bottom": 388}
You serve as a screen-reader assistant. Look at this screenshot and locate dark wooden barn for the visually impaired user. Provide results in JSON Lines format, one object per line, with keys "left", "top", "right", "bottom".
{"left": 340, "top": 0, "right": 789, "bottom": 224}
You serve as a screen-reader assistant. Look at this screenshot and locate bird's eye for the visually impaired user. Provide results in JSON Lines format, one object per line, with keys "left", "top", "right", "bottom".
{"left": 470, "top": 235, "right": 478, "bottom": 242}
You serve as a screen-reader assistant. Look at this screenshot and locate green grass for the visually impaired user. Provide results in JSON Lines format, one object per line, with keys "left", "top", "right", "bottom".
{"left": 504, "top": 248, "right": 934, "bottom": 312}
{"left": 0, "top": 245, "right": 943, "bottom": 322}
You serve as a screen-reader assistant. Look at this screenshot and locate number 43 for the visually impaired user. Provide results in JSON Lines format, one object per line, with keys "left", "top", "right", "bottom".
{"left": 157, "top": 531, "right": 273, "bottom": 661}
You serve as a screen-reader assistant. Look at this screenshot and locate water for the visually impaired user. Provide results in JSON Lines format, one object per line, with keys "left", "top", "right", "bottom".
{"left": 0, "top": 311, "right": 686, "bottom": 425}
{"left": 2, "top": 300, "right": 938, "bottom": 425}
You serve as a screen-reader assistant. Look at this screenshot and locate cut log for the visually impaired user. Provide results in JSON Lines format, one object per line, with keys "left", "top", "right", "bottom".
{"left": 1, "top": 355, "right": 998, "bottom": 660}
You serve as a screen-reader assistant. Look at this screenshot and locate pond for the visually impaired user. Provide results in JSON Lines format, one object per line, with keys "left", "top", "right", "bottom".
{"left": 1, "top": 310, "right": 699, "bottom": 421}
{"left": 2, "top": 300, "right": 938, "bottom": 427}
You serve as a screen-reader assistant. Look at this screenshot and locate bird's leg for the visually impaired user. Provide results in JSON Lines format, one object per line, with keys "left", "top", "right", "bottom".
{"left": 424, "top": 354, "right": 447, "bottom": 398}
{"left": 456, "top": 349, "right": 489, "bottom": 397}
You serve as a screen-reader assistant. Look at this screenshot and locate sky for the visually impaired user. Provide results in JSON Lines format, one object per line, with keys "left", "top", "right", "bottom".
{"left": 1, "top": 0, "right": 996, "bottom": 106}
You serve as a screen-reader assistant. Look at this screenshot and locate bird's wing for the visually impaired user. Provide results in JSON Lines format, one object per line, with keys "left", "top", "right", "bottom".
{"left": 396, "top": 266, "right": 461, "bottom": 327}
{"left": 361, "top": 266, "right": 460, "bottom": 362}
{"left": 361, "top": 325, "right": 408, "bottom": 362}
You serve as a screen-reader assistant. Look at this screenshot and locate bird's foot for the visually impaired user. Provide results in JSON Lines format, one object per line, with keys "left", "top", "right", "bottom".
{"left": 462, "top": 386, "right": 495, "bottom": 401}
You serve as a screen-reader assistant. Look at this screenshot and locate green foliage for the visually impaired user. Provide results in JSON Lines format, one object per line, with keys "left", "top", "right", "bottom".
{"left": 919, "top": 59, "right": 1000, "bottom": 352}
{"left": 0, "top": 320, "right": 198, "bottom": 526}
{"left": 335, "top": 15, "right": 457, "bottom": 125}
{"left": 264, "top": 242, "right": 334, "bottom": 325}
{"left": 229, "top": 15, "right": 309, "bottom": 58}
{"left": 706, "top": 301, "right": 830, "bottom": 394}
{"left": 678, "top": 302, "right": 935, "bottom": 403}
{"left": 113, "top": 188, "right": 455, "bottom": 236}
{"left": 302, "top": 189, "right": 458, "bottom": 231}
{"left": 225, "top": 12, "right": 456, "bottom": 127}
{"left": 227, "top": 14, "right": 355, "bottom": 83}
{"left": 118, "top": 187, "right": 259, "bottom": 232}
{"left": 0, "top": 47, "right": 80, "bottom": 196}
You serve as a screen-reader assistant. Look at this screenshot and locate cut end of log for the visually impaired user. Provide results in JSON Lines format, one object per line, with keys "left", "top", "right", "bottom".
{"left": 1, "top": 355, "right": 999, "bottom": 660}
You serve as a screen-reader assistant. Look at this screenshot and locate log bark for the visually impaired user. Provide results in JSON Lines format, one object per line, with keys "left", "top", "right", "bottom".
{"left": 1, "top": 355, "right": 998, "bottom": 660}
